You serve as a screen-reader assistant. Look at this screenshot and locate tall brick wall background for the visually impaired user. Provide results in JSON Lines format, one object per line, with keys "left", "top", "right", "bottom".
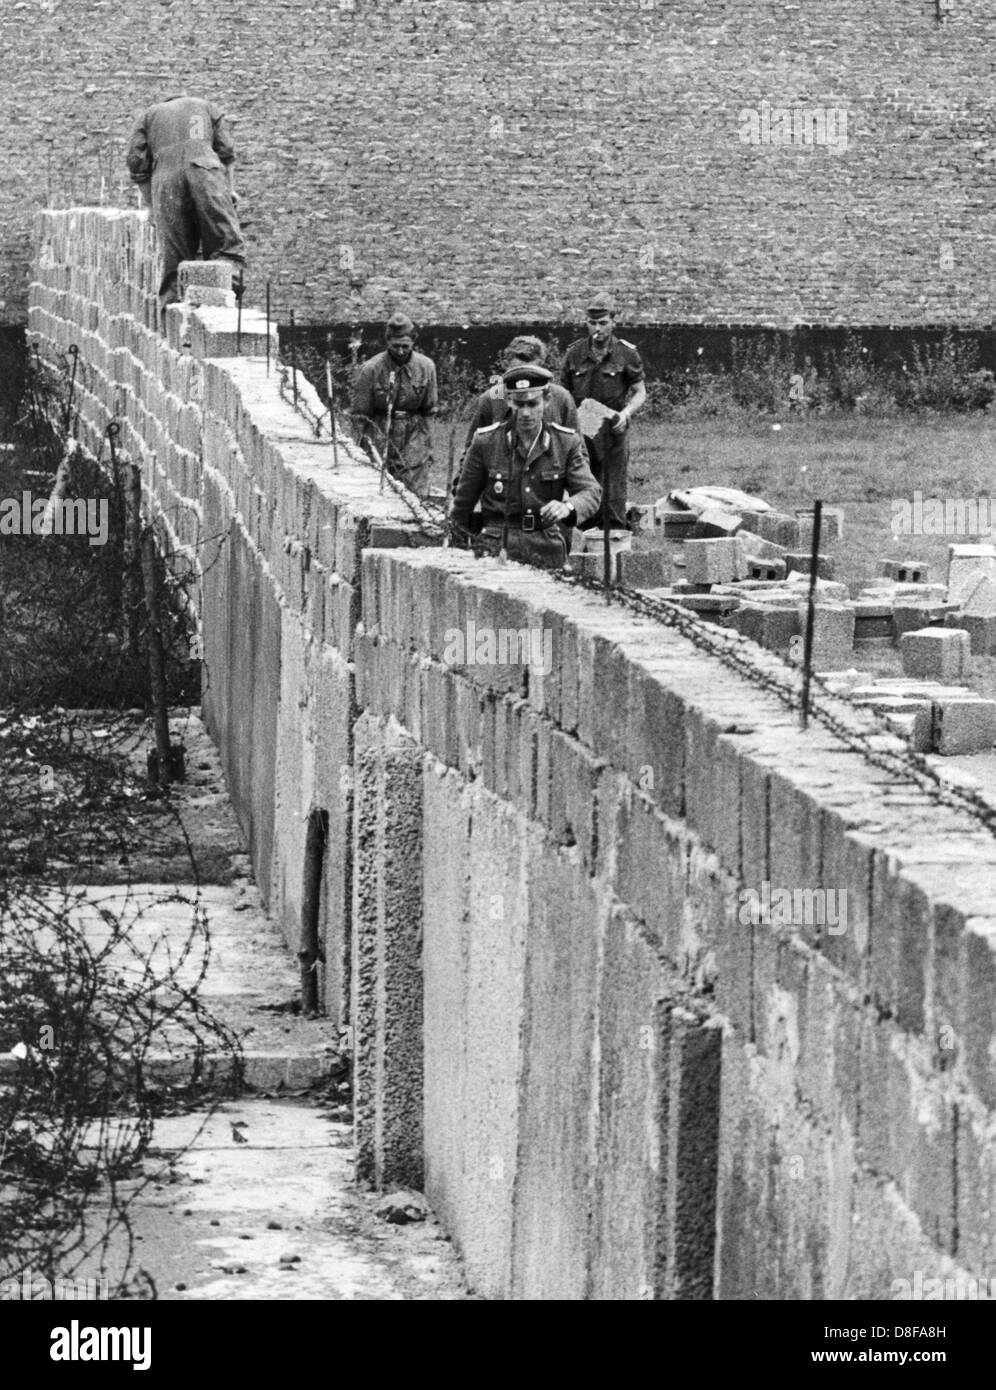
{"left": 27, "top": 207, "right": 996, "bottom": 1298}
{"left": 6, "top": 1, "right": 996, "bottom": 329}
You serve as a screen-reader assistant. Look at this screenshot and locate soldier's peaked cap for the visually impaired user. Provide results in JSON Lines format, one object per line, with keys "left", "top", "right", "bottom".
{"left": 586, "top": 291, "right": 616, "bottom": 315}
{"left": 385, "top": 312, "right": 416, "bottom": 338}
{"left": 502, "top": 364, "right": 553, "bottom": 395}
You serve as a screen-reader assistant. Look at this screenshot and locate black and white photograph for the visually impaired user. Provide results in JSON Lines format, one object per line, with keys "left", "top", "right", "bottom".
{"left": 0, "top": 0, "right": 993, "bottom": 1354}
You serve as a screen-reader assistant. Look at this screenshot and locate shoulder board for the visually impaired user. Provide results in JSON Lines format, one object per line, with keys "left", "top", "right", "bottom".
{"left": 474, "top": 421, "right": 502, "bottom": 434}
{"left": 618, "top": 338, "right": 637, "bottom": 349}
{"left": 550, "top": 422, "right": 577, "bottom": 434}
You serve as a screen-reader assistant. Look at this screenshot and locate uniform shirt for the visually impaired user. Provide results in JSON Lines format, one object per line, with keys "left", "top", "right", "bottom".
{"left": 560, "top": 334, "right": 645, "bottom": 413}
{"left": 462, "top": 379, "right": 578, "bottom": 451}
{"left": 351, "top": 350, "right": 438, "bottom": 421}
{"left": 451, "top": 421, "right": 601, "bottom": 531}
{"left": 127, "top": 96, "right": 236, "bottom": 184}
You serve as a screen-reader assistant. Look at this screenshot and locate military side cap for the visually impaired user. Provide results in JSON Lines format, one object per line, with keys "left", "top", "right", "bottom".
{"left": 586, "top": 291, "right": 616, "bottom": 315}
{"left": 502, "top": 363, "right": 553, "bottom": 396}
{"left": 385, "top": 312, "right": 416, "bottom": 338}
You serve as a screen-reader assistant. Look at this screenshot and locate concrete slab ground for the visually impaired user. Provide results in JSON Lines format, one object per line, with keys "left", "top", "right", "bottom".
{"left": 114, "top": 1103, "right": 469, "bottom": 1300}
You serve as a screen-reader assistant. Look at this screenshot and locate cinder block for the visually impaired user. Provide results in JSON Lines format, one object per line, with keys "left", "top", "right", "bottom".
{"left": 689, "top": 508, "right": 742, "bottom": 538}
{"left": 796, "top": 506, "right": 844, "bottom": 541}
{"left": 900, "top": 628, "right": 970, "bottom": 681}
{"left": 892, "top": 602, "right": 944, "bottom": 639}
{"left": 747, "top": 557, "right": 786, "bottom": 581}
{"left": 617, "top": 548, "right": 670, "bottom": 589}
{"left": 851, "top": 695, "right": 933, "bottom": 752}
{"left": 178, "top": 259, "right": 235, "bottom": 293}
{"left": 733, "top": 603, "right": 800, "bottom": 652}
{"left": 682, "top": 537, "right": 741, "bottom": 585}
{"left": 737, "top": 530, "right": 787, "bottom": 561}
{"left": 784, "top": 551, "right": 835, "bottom": 580}
{"left": 748, "top": 510, "right": 801, "bottom": 549}
{"left": 960, "top": 574, "right": 996, "bottom": 618}
{"left": 879, "top": 559, "right": 930, "bottom": 583}
{"left": 184, "top": 285, "right": 236, "bottom": 308}
{"left": 793, "top": 603, "right": 855, "bottom": 671}
{"left": 948, "top": 544, "right": 996, "bottom": 606}
{"left": 932, "top": 697, "right": 996, "bottom": 755}
{"left": 947, "top": 611, "right": 996, "bottom": 655}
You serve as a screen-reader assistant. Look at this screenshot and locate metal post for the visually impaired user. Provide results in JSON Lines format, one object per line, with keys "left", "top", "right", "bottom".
{"left": 289, "top": 309, "right": 298, "bottom": 409}
{"left": 800, "top": 499, "right": 823, "bottom": 730}
{"left": 602, "top": 446, "right": 612, "bottom": 600}
{"left": 235, "top": 267, "right": 244, "bottom": 355}
{"left": 324, "top": 343, "right": 340, "bottom": 469}
{"left": 63, "top": 344, "right": 79, "bottom": 437}
{"left": 265, "top": 282, "right": 271, "bottom": 376}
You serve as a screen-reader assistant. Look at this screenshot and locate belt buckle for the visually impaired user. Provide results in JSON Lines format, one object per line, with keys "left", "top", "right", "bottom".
{"left": 522, "top": 513, "right": 536, "bottom": 532}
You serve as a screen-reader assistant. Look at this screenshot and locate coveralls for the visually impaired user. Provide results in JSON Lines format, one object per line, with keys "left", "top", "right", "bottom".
{"left": 126, "top": 95, "right": 246, "bottom": 310}
{"left": 350, "top": 349, "right": 438, "bottom": 498}
{"left": 560, "top": 333, "right": 645, "bottom": 530}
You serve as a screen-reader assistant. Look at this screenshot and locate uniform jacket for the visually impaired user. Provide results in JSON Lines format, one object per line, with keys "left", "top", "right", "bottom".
{"left": 126, "top": 96, "right": 236, "bottom": 184}
{"left": 351, "top": 350, "right": 438, "bottom": 421}
{"left": 451, "top": 420, "right": 601, "bottom": 531}
{"left": 462, "top": 379, "right": 578, "bottom": 451}
{"left": 560, "top": 334, "right": 645, "bottom": 413}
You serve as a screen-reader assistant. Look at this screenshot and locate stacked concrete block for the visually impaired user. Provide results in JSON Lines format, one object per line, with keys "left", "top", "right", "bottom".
{"left": 733, "top": 602, "right": 800, "bottom": 652}
{"left": 900, "top": 628, "right": 971, "bottom": 681}
{"left": 879, "top": 559, "right": 929, "bottom": 584}
{"left": 784, "top": 551, "right": 835, "bottom": 580}
{"left": 747, "top": 557, "right": 786, "bottom": 581}
{"left": 617, "top": 548, "right": 670, "bottom": 589}
{"left": 690, "top": 508, "right": 742, "bottom": 538}
{"left": 948, "top": 544, "right": 996, "bottom": 606}
{"left": 682, "top": 537, "right": 746, "bottom": 586}
{"left": 932, "top": 698, "right": 996, "bottom": 755}
{"left": 793, "top": 602, "right": 855, "bottom": 671}
{"left": 747, "top": 510, "right": 801, "bottom": 549}
{"left": 796, "top": 506, "right": 844, "bottom": 542}
{"left": 946, "top": 606, "right": 996, "bottom": 656}
{"left": 892, "top": 601, "right": 945, "bottom": 639}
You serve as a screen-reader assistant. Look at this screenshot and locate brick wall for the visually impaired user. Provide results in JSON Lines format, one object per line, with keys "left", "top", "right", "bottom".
{"left": 8, "top": 1, "right": 996, "bottom": 329}
{"left": 29, "top": 208, "right": 996, "bottom": 1299}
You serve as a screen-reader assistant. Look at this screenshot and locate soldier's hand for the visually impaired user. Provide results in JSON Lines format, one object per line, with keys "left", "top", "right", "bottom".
{"left": 610, "top": 410, "right": 629, "bottom": 435}
{"left": 539, "top": 499, "right": 572, "bottom": 525}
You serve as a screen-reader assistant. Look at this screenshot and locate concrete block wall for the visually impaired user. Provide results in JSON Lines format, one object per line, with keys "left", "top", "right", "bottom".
{"left": 28, "top": 208, "right": 435, "bottom": 1026}
{"left": 6, "top": 2, "right": 996, "bottom": 327}
{"left": 354, "top": 549, "right": 996, "bottom": 1299}
{"left": 29, "top": 209, "right": 996, "bottom": 1299}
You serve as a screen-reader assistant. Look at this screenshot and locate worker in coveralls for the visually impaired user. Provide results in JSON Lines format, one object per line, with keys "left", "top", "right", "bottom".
{"left": 450, "top": 364, "right": 601, "bottom": 570}
{"left": 560, "top": 292, "right": 646, "bottom": 532}
{"left": 126, "top": 95, "right": 246, "bottom": 314}
{"left": 349, "top": 314, "right": 438, "bottom": 498}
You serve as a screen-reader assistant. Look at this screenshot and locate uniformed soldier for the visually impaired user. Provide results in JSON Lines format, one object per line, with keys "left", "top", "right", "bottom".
{"left": 560, "top": 292, "right": 646, "bottom": 532}
{"left": 350, "top": 313, "right": 438, "bottom": 498}
{"left": 126, "top": 95, "right": 246, "bottom": 314}
{"left": 450, "top": 364, "right": 601, "bottom": 570}
{"left": 462, "top": 335, "right": 578, "bottom": 450}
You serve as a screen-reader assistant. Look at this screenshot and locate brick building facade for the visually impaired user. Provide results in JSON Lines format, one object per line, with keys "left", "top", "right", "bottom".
{"left": 3, "top": 0, "right": 996, "bottom": 328}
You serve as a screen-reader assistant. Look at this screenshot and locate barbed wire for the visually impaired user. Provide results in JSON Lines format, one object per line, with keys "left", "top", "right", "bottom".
{"left": 272, "top": 380, "right": 996, "bottom": 842}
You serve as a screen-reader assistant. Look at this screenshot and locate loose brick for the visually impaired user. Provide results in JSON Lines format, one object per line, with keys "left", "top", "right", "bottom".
{"left": 899, "top": 627, "right": 970, "bottom": 680}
